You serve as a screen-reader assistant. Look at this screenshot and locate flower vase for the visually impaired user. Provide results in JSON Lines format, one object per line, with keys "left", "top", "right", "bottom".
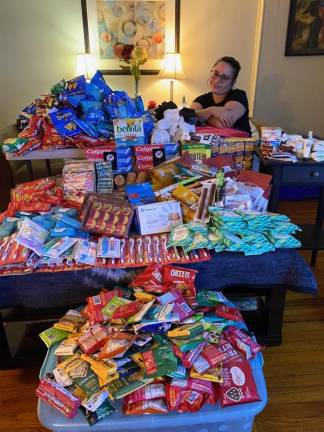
{"left": 134, "top": 77, "right": 140, "bottom": 98}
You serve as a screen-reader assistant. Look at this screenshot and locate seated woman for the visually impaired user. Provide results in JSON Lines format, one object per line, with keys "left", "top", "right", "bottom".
{"left": 191, "top": 56, "right": 251, "bottom": 136}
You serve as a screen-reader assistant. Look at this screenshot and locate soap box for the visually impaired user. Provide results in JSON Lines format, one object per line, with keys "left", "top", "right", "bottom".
{"left": 136, "top": 201, "right": 183, "bottom": 235}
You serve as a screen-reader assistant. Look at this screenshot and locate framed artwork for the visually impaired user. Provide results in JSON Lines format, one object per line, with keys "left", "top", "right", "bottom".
{"left": 81, "top": 0, "right": 180, "bottom": 74}
{"left": 285, "top": 0, "right": 324, "bottom": 55}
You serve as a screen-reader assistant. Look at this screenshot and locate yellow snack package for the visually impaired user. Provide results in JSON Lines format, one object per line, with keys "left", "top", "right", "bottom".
{"left": 190, "top": 366, "right": 223, "bottom": 383}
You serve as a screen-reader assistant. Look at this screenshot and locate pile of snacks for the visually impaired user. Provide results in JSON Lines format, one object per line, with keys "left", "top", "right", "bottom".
{"left": 37, "top": 264, "right": 263, "bottom": 425}
{"left": 1, "top": 71, "right": 154, "bottom": 156}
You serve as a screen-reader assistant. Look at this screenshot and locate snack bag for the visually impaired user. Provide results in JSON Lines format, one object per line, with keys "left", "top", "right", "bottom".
{"left": 142, "top": 344, "right": 177, "bottom": 378}
{"left": 123, "top": 383, "right": 165, "bottom": 404}
{"left": 86, "top": 289, "right": 122, "bottom": 325}
{"left": 220, "top": 358, "right": 260, "bottom": 407}
{"left": 214, "top": 305, "right": 244, "bottom": 322}
{"left": 193, "top": 343, "right": 228, "bottom": 373}
{"left": 111, "top": 300, "right": 143, "bottom": 321}
{"left": 98, "top": 331, "right": 135, "bottom": 359}
{"left": 80, "top": 399, "right": 116, "bottom": 425}
{"left": 123, "top": 399, "right": 168, "bottom": 415}
{"left": 163, "top": 265, "right": 198, "bottom": 297}
{"left": 53, "top": 310, "right": 86, "bottom": 333}
{"left": 129, "top": 263, "right": 165, "bottom": 293}
{"left": 223, "top": 326, "right": 263, "bottom": 359}
{"left": 39, "top": 327, "right": 69, "bottom": 348}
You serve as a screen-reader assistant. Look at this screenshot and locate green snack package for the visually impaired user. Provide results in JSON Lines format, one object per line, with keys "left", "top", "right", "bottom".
{"left": 50, "top": 79, "right": 66, "bottom": 96}
{"left": 142, "top": 344, "right": 177, "bottom": 378}
{"left": 171, "top": 335, "right": 206, "bottom": 353}
{"left": 181, "top": 312, "right": 204, "bottom": 324}
{"left": 168, "top": 224, "right": 193, "bottom": 248}
{"left": 106, "top": 373, "right": 153, "bottom": 399}
{"left": 71, "top": 362, "right": 101, "bottom": 400}
{"left": 39, "top": 327, "right": 69, "bottom": 348}
{"left": 81, "top": 399, "right": 116, "bottom": 425}
{"left": 196, "top": 290, "right": 227, "bottom": 307}
{"left": 102, "top": 296, "right": 130, "bottom": 319}
{"left": 184, "top": 231, "right": 209, "bottom": 252}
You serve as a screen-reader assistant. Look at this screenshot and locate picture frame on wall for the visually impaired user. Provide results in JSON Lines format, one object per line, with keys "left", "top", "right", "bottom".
{"left": 81, "top": 0, "right": 180, "bottom": 75}
{"left": 285, "top": 0, "right": 324, "bottom": 55}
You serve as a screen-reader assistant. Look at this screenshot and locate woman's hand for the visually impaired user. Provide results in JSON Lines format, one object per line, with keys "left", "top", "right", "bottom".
{"left": 208, "top": 106, "right": 234, "bottom": 128}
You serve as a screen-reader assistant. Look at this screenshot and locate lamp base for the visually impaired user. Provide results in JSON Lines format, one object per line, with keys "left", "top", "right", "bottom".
{"left": 169, "top": 80, "right": 174, "bottom": 102}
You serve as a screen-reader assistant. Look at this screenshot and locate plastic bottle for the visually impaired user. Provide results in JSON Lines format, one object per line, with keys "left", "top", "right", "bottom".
{"left": 179, "top": 96, "right": 188, "bottom": 109}
{"left": 303, "top": 130, "right": 313, "bottom": 159}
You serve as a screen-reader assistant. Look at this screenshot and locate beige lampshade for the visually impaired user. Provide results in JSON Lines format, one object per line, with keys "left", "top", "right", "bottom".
{"left": 159, "top": 52, "right": 185, "bottom": 80}
{"left": 75, "top": 53, "right": 96, "bottom": 80}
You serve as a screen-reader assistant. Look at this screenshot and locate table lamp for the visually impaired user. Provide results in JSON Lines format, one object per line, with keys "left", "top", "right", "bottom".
{"left": 75, "top": 53, "right": 96, "bottom": 80}
{"left": 159, "top": 52, "right": 185, "bottom": 102}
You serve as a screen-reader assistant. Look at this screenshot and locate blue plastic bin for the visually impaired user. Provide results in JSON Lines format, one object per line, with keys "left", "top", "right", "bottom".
{"left": 37, "top": 344, "right": 267, "bottom": 432}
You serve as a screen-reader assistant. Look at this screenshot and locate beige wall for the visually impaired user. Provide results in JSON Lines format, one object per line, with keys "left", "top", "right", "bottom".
{"left": 0, "top": 0, "right": 260, "bottom": 129}
{"left": 254, "top": 0, "right": 324, "bottom": 136}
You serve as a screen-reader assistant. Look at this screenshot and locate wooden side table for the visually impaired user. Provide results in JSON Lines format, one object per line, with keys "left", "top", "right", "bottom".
{"left": 255, "top": 147, "right": 324, "bottom": 265}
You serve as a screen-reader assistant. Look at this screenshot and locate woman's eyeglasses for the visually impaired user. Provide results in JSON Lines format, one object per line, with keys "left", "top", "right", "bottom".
{"left": 210, "top": 71, "right": 233, "bottom": 83}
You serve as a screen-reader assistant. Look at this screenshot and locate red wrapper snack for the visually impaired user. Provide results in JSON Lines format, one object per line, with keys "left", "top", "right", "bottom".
{"left": 163, "top": 266, "right": 198, "bottom": 297}
{"left": 220, "top": 359, "right": 261, "bottom": 407}
{"left": 123, "top": 399, "right": 168, "bottom": 415}
{"left": 182, "top": 342, "right": 207, "bottom": 368}
{"left": 111, "top": 300, "right": 143, "bottom": 321}
{"left": 166, "top": 378, "right": 212, "bottom": 413}
{"left": 36, "top": 377, "right": 81, "bottom": 418}
{"left": 223, "top": 326, "right": 263, "bottom": 360}
{"left": 193, "top": 343, "right": 228, "bottom": 373}
{"left": 130, "top": 263, "right": 165, "bottom": 294}
{"left": 217, "top": 339, "right": 243, "bottom": 365}
{"left": 86, "top": 289, "right": 122, "bottom": 325}
{"left": 214, "top": 305, "right": 244, "bottom": 322}
{"left": 78, "top": 325, "right": 109, "bottom": 355}
{"left": 123, "top": 383, "right": 165, "bottom": 404}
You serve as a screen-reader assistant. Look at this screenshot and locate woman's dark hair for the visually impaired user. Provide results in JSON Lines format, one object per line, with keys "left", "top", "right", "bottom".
{"left": 213, "top": 56, "right": 241, "bottom": 80}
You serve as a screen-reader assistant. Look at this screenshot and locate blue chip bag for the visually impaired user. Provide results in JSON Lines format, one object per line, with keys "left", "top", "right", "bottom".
{"left": 64, "top": 75, "right": 86, "bottom": 95}
{"left": 91, "top": 70, "right": 113, "bottom": 98}
{"left": 74, "top": 117, "right": 100, "bottom": 138}
{"left": 80, "top": 100, "right": 103, "bottom": 115}
{"left": 66, "top": 93, "right": 87, "bottom": 108}
{"left": 84, "top": 109, "right": 106, "bottom": 124}
{"left": 49, "top": 108, "right": 83, "bottom": 137}
{"left": 85, "top": 82, "right": 105, "bottom": 101}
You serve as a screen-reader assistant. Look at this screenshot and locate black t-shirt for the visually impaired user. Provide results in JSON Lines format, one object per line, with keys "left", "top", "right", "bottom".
{"left": 193, "top": 89, "right": 251, "bottom": 135}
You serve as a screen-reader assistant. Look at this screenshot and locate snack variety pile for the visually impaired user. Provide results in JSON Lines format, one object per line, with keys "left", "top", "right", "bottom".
{"left": 0, "top": 71, "right": 303, "bottom": 279}
{"left": 37, "top": 264, "right": 263, "bottom": 425}
{"left": 2, "top": 71, "right": 154, "bottom": 156}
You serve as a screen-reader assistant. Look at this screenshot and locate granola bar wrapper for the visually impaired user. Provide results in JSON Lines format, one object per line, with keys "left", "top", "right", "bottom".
{"left": 123, "top": 383, "right": 165, "bottom": 404}
{"left": 123, "top": 399, "right": 168, "bottom": 415}
{"left": 223, "top": 326, "right": 263, "bottom": 360}
{"left": 214, "top": 305, "right": 244, "bottom": 322}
